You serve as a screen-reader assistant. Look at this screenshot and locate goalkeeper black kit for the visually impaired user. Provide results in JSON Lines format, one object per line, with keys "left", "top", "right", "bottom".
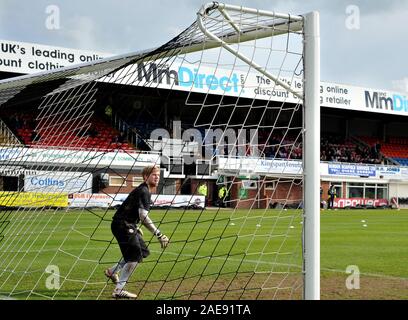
{"left": 111, "top": 182, "right": 151, "bottom": 262}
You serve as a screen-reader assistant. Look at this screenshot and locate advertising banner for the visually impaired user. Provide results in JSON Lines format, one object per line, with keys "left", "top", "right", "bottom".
{"left": 68, "top": 193, "right": 206, "bottom": 209}
{"left": 0, "top": 191, "right": 68, "bottom": 207}
{"left": 0, "top": 40, "right": 111, "bottom": 74}
{"left": 24, "top": 171, "right": 92, "bottom": 193}
{"left": 1, "top": 40, "right": 406, "bottom": 117}
{"left": 68, "top": 193, "right": 113, "bottom": 208}
{"left": 334, "top": 197, "right": 389, "bottom": 208}
{"left": 327, "top": 163, "right": 376, "bottom": 177}
{"left": 0, "top": 147, "right": 160, "bottom": 169}
{"left": 376, "top": 166, "right": 401, "bottom": 178}
{"left": 152, "top": 194, "right": 205, "bottom": 208}
{"left": 104, "top": 60, "right": 408, "bottom": 117}
{"left": 218, "top": 157, "right": 302, "bottom": 176}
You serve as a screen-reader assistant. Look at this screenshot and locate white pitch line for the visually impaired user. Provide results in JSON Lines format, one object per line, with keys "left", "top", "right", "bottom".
{"left": 1, "top": 248, "right": 406, "bottom": 282}
{"left": 0, "top": 295, "right": 17, "bottom": 300}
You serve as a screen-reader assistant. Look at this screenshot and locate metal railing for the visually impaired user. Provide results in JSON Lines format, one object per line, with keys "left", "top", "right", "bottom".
{"left": 111, "top": 112, "right": 139, "bottom": 147}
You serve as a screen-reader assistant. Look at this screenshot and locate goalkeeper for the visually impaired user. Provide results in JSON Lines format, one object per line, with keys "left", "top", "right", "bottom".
{"left": 104, "top": 165, "right": 169, "bottom": 299}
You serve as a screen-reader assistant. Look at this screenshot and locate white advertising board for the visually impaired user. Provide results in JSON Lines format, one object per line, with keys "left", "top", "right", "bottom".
{"left": 24, "top": 171, "right": 92, "bottom": 193}
{"left": 218, "top": 157, "right": 303, "bottom": 176}
{"left": 0, "top": 147, "right": 160, "bottom": 169}
{"left": 0, "top": 40, "right": 112, "bottom": 73}
{"left": 1, "top": 40, "right": 406, "bottom": 117}
{"left": 68, "top": 193, "right": 205, "bottom": 208}
{"left": 103, "top": 61, "right": 408, "bottom": 117}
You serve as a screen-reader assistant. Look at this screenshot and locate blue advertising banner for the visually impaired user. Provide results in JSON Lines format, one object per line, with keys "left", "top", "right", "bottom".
{"left": 328, "top": 163, "right": 376, "bottom": 177}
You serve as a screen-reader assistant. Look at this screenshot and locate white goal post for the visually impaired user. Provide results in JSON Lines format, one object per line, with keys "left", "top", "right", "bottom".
{"left": 207, "top": 2, "right": 320, "bottom": 302}
{"left": 303, "top": 11, "right": 320, "bottom": 300}
{"left": 193, "top": 2, "right": 320, "bottom": 300}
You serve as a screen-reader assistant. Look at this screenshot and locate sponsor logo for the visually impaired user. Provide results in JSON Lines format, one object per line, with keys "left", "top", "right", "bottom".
{"left": 136, "top": 62, "right": 240, "bottom": 92}
{"left": 365, "top": 90, "right": 408, "bottom": 112}
{"left": 335, "top": 198, "right": 388, "bottom": 208}
{"left": 30, "top": 177, "right": 64, "bottom": 187}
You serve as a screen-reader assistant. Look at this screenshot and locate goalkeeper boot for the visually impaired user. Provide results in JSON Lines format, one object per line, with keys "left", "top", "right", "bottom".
{"left": 104, "top": 268, "right": 119, "bottom": 284}
{"left": 112, "top": 289, "right": 137, "bottom": 299}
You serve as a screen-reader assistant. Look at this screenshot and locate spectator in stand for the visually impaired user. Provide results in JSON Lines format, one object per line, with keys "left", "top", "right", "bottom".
{"left": 9, "top": 114, "right": 22, "bottom": 130}
{"left": 31, "top": 129, "right": 41, "bottom": 142}
{"left": 277, "top": 147, "right": 287, "bottom": 159}
{"left": 88, "top": 127, "right": 99, "bottom": 138}
{"left": 370, "top": 144, "right": 377, "bottom": 159}
{"left": 258, "top": 132, "right": 382, "bottom": 164}
{"left": 320, "top": 134, "right": 382, "bottom": 165}
{"left": 27, "top": 118, "right": 36, "bottom": 130}
{"left": 16, "top": 116, "right": 22, "bottom": 129}
{"left": 118, "top": 131, "right": 126, "bottom": 143}
{"left": 22, "top": 118, "right": 30, "bottom": 129}
{"left": 375, "top": 141, "right": 381, "bottom": 154}
{"left": 105, "top": 105, "right": 113, "bottom": 120}
{"left": 245, "top": 144, "right": 252, "bottom": 156}
{"left": 112, "top": 131, "right": 126, "bottom": 144}
{"left": 320, "top": 150, "right": 327, "bottom": 161}
{"left": 76, "top": 127, "right": 98, "bottom": 138}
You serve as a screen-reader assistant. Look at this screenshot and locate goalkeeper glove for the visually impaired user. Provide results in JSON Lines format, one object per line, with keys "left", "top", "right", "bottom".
{"left": 156, "top": 232, "right": 169, "bottom": 249}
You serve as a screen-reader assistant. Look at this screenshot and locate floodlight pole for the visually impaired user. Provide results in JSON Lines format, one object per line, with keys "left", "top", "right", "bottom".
{"left": 303, "top": 11, "right": 320, "bottom": 300}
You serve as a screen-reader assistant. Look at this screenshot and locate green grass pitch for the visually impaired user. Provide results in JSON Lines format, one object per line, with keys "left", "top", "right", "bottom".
{"left": 0, "top": 208, "right": 407, "bottom": 299}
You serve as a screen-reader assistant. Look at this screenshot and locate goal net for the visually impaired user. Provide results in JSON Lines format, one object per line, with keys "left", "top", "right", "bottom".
{"left": 0, "top": 2, "right": 319, "bottom": 300}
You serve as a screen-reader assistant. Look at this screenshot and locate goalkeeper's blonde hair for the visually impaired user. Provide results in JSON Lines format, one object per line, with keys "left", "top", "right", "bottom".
{"left": 142, "top": 165, "right": 160, "bottom": 180}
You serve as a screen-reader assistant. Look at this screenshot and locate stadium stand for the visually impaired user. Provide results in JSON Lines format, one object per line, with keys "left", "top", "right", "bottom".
{"left": 0, "top": 109, "right": 137, "bottom": 152}
{"left": 258, "top": 131, "right": 382, "bottom": 164}
{"left": 321, "top": 134, "right": 382, "bottom": 164}
{"left": 0, "top": 106, "right": 400, "bottom": 166}
{"left": 357, "top": 136, "right": 408, "bottom": 166}
{"left": 257, "top": 129, "right": 302, "bottom": 160}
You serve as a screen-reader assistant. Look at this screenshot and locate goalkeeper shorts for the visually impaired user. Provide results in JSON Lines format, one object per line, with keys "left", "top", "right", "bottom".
{"left": 111, "top": 220, "right": 150, "bottom": 263}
